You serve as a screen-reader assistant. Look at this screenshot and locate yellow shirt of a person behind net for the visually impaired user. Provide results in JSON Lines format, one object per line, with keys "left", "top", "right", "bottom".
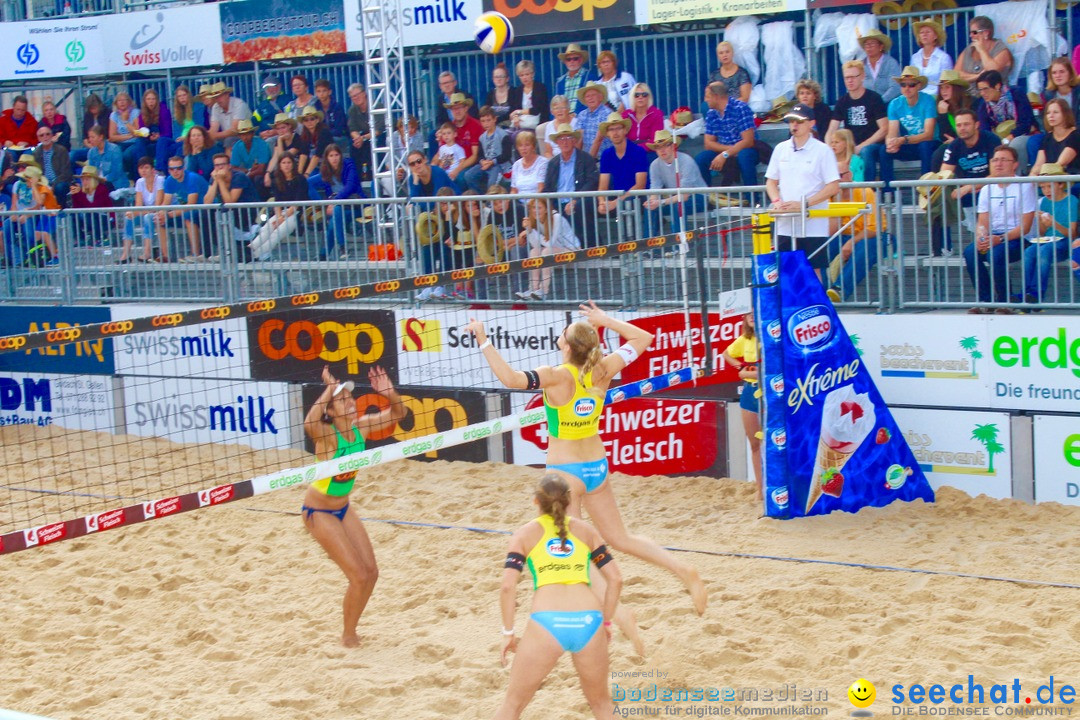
{"left": 847, "top": 187, "right": 885, "bottom": 237}
{"left": 725, "top": 334, "right": 759, "bottom": 385}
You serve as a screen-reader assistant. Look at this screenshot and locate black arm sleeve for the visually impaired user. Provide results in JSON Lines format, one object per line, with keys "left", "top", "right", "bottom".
{"left": 504, "top": 552, "right": 525, "bottom": 571}
{"left": 523, "top": 370, "right": 540, "bottom": 390}
{"left": 591, "top": 544, "right": 612, "bottom": 568}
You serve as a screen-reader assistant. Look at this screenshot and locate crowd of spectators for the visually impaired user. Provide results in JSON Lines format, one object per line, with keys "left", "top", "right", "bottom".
{"left": 0, "top": 18, "right": 1079, "bottom": 302}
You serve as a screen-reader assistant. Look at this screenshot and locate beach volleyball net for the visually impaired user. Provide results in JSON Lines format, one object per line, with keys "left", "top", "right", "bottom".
{"left": 0, "top": 233, "right": 718, "bottom": 552}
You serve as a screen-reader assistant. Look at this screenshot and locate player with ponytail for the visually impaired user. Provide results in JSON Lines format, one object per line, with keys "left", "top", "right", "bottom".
{"left": 467, "top": 301, "right": 707, "bottom": 638}
{"left": 494, "top": 474, "right": 622, "bottom": 719}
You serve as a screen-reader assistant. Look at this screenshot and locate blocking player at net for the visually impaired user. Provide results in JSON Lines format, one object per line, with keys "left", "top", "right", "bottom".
{"left": 465, "top": 301, "right": 707, "bottom": 619}
{"left": 302, "top": 364, "right": 406, "bottom": 648}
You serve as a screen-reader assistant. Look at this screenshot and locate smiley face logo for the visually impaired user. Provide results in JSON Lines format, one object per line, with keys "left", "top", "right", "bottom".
{"left": 848, "top": 678, "right": 876, "bottom": 710}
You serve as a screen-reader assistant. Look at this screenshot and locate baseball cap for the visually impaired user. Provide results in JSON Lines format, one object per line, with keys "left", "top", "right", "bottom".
{"left": 261, "top": 75, "right": 280, "bottom": 89}
{"left": 332, "top": 380, "right": 355, "bottom": 396}
{"left": 783, "top": 103, "right": 814, "bottom": 122}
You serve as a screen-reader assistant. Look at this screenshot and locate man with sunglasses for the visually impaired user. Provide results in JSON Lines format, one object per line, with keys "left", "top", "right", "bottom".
{"left": 160, "top": 156, "right": 209, "bottom": 262}
{"left": 881, "top": 66, "right": 939, "bottom": 190}
{"left": 555, "top": 44, "right": 596, "bottom": 114}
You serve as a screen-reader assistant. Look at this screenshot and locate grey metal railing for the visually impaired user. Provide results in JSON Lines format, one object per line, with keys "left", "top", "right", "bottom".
{"left": 0, "top": 184, "right": 924, "bottom": 311}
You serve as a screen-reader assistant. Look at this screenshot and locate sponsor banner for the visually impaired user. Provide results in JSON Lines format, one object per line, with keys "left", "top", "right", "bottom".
{"left": 511, "top": 392, "right": 723, "bottom": 477}
{"left": 0, "top": 16, "right": 106, "bottom": 82}
{"left": 0, "top": 306, "right": 114, "bottom": 376}
{"left": 111, "top": 304, "right": 250, "bottom": 381}
{"left": 220, "top": 0, "right": 346, "bottom": 63}
{"left": 395, "top": 309, "right": 570, "bottom": 388}
{"left": 482, "top": 0, "right": 633, "bottom": 36}
{"left": 124, "top": 377, "right": 292, "bottom": 451}
{"left": 0, "top": 372, "right": 114, "bottom": 432}
{"left": 1032, "top": 415, "right": 1080, "bottom": 505}
{"left": 756, "top": 252, "right": 934, "bottom": 518}
{"left": 840, "top": 314, "right": 1080, "bottom": 412}
{"left": 301, "top": 383, "right": 489, "bottom": 462}
{"left": 343, "top": 0, "right": 480, "bottom": 49}
{"left": 642, "top": 0, "right": 804, "bottom": 25}
{"left": 247, "top": 309, "right": 398, "bottom": 384}
{"left": 102, "top": 4, "right": 224, "bottom": 72}
{"left": 621, "top": 312, "right": 743, "bottom": 388}
{"left": 892, "top": 408, "right": 1013, "bottom": 500}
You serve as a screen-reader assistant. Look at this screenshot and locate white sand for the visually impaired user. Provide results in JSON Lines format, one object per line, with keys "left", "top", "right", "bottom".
{"left": 2, "top": 428, "right": 1079, "bottom": 719}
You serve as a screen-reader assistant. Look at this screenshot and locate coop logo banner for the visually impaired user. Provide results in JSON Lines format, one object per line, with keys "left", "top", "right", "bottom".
{"left": 757, "top": 252, "right": 934, "bottom": 518}
{"left": 343, "top": 0, "right": 479, "bottom": 49}
{"left": 1033, "top": 415, "right": 1080, "bottom": 505}
{"left": 300, "top": 383, "right": 489, "bottom": 462}
{"left": 248, "top": 309, "right": 397, "bottom": 383}
{"left": 111, "top": 305, "right": 250, "bottom": 380}
{"left": 483, "top": 0, "right": 633, "bottom": 36}
{"left": 102, "top": 4, "right": 223, "bottom": 71}
{"left": 125, "top": 377, "right": 292, "bottom": 451}
{"left": 0, "top": 306, "right": 113, "bottom": 375}
{"left": 0, "top": 17, "right": 106, "bottom": 81}
{"left": 0, "top": 373, "right": 114, "bottom": 432}
{"left": 892, "top": 408, "right": 1013, "bottom": 500}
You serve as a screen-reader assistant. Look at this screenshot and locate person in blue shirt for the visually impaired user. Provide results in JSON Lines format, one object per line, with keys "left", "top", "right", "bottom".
{"left": 86, "top": 125, "right": 128, "bottom": 190}
{"left": 1024, "top": 163, "right": 1079, "bottom": 304}
{"left": 596, "top": 113, "right": 648, "bottom": 218}
{"left": 205, "top": 152, "right": 260, "bottom": 262}
{"left": 696, "top": 81, "right": 758, "bottom": 190}
{"left": 230, "top": 120, "right": 271, "bottom": 196}
{"left": 252, "top": 76, "right": 286, "bottom": 139}
{"left": 183, "top": 126, "right": 221, "bottom": 183}
{"left": 161, "top": 156, "right": 210, "bottom": 262}
{"left": 882, "top": 67, "right": 939, "bottom": 190}
{"left": 407, "top": 150, "right": 456, "bottom": 296}
{"left": 314, "top": 79, "right": 348, "bottom": 146}
{"left": 308, "top": 144, "right": 365, "bottom": 260}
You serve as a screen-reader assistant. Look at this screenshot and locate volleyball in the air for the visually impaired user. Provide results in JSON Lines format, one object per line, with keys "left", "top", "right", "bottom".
{"left": 474, "top": 11, "right": 514, "bottom": 54}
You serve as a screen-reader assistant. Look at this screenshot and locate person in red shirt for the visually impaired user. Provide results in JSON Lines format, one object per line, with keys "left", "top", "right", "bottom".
{"left": 0, "top": 96, "right": 39, "bottom": 152}
{"left": 445, "top": 93, "right": 483, "bottom": 184}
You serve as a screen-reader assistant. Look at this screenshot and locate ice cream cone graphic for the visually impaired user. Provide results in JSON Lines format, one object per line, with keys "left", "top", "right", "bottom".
{"left": 805, "top": 385, "right": 876, "bottom": 513}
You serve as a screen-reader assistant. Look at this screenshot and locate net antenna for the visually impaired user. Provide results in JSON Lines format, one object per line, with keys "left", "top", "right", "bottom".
{"left": 361, "top": 0, "right": 409, "bottom": 241}
{"left": 670, "top": 123, "right": 698, "bottom": 377}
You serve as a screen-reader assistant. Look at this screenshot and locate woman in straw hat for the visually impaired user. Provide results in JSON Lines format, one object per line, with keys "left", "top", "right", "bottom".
{"left": 266, "top": 112, "right": 308, "bottom": 190}
{"left": 489, "top": 473, "right": 624, "bottom": 720}
{"left": 1029, "top": 98, "right": 1080, "bottom": 177}
{"left": 68, "top": 165, "right": 114, "bottom": 247}
{"left": 910, "top": 18, "right": 953, "bottom": 96}
{"left": 299, "top": 105, "right": 333, "bottom": 176}
{"left": 1023, "top": 163, "right": 1078, "bottom": 304}
{"left": 301, "top": 363, "right": 405, "bottom": 648}
{"left": 859, "top": 29, "right": 903, "bottom": 103}
{"left": 935, "top": 70, "right": 971, "bottom": 148}
{"left": 4, "top": 165, "right": 60, "bottom": 267}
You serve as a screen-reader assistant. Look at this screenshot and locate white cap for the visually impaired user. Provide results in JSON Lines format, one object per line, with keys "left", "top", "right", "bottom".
{"left": 332, "top": 381, "right": 355, "bottom": 396}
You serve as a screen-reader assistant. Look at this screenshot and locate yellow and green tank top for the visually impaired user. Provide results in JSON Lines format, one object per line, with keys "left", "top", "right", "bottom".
{"left": 310, "top": 426, "right": 366, "bottom": 497}
{"left": 526, "top": 514, "right": 592, "bottom": 589}
{"left": 543, "top": 364, "right": 604, "bottom": 440}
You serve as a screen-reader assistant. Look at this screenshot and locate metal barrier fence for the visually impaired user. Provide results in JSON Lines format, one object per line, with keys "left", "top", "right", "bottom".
{"left": 891, "top": 173, "right": 1080, "bottom": 312}
{"left": 0, "top": 184, "right": 918, "bottom": 310}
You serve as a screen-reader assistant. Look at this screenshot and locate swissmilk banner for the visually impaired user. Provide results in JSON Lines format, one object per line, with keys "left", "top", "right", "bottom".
{"left": 754, "top": 251, "right": 934, "bottom": 519}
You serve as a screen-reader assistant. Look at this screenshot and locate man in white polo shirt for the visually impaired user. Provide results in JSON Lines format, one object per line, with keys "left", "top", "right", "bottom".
{"left": 765, "top": 103, "right": 841, "bottom": 280}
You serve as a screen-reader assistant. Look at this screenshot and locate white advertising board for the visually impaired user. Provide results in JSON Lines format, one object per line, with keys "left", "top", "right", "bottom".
{"left": 0, "top": 16, "right": 107, "bottom": 81}
{"left": 124, "top": 376, "right": 293, "bottom": 451}
{"left": 1032, "top": 414, "right": 1080, "bottom": 505}
{"left": 110, "top": 304, "right": 252, "bottom": 381}
{"left": 343, "top": 0, "right": 480, "bottom": 50}
{"left": 891, "top": 407, "right": 1013, "bottom": 499}
{"left": 0, "top": 372, "right": 114, "bottom": 433}
{"left": 984, "top": 315, "right": 1080, "bottom": 412}
{"left": 101, "top": 4, "right": 224, "bottom": 72}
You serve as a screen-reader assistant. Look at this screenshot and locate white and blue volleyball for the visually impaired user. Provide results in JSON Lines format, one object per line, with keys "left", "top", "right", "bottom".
{"left": 474, "top": 11, "right": 514, "bottom": 54}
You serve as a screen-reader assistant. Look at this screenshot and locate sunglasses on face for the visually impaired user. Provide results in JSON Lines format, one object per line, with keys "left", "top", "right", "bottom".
{"left": 970, "top": 29, "right": 985, "bottom": 36}
{"left": 408, "top": 159, "right": 425, "bottom": 166}
{"left": 900, "top": 82, "right": 919, "bottom": 88}
{"left": 566, "top": 56, "right": 582, "bottom": 62}
{"left": 168, "top": 166, "right": 184, "bottom": 171}
{"left": 634, "top": 92, "right": 649, "bottom": 98}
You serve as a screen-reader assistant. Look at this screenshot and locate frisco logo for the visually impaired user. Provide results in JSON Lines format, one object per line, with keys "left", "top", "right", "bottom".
{"left": 574, "top": 398, "right": 597, "bottom": 417}
{"left": 85, "top": 508, "right": 125, "bottom": 534}
{"left": 198, "top": 485, "right": 235, "bottom": 507}
{"left": 771, "top": 487, "right": 789, "bottom": 509}
{"left": 771, "top": 427, "right": 787, "bottom": 448}
{"left": 667, "top": 372, "right": 682, "bottom": 386}
{"left": 761, "top": 264, "right": 779, "bottom": 283}
{"left": 767, "top": 320, "right": 781, "bottom": 340}
{"left": 787, "top": 305, "right": 834, "bottom": 350}
{"left": 641, "top": 381, "right": 654, "bottom": 394}
{"left": 546, "top": 537, "right": 575, "bottom": 557}
{"left": 769, "top": 375, "right": 784, "bottom": 394}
